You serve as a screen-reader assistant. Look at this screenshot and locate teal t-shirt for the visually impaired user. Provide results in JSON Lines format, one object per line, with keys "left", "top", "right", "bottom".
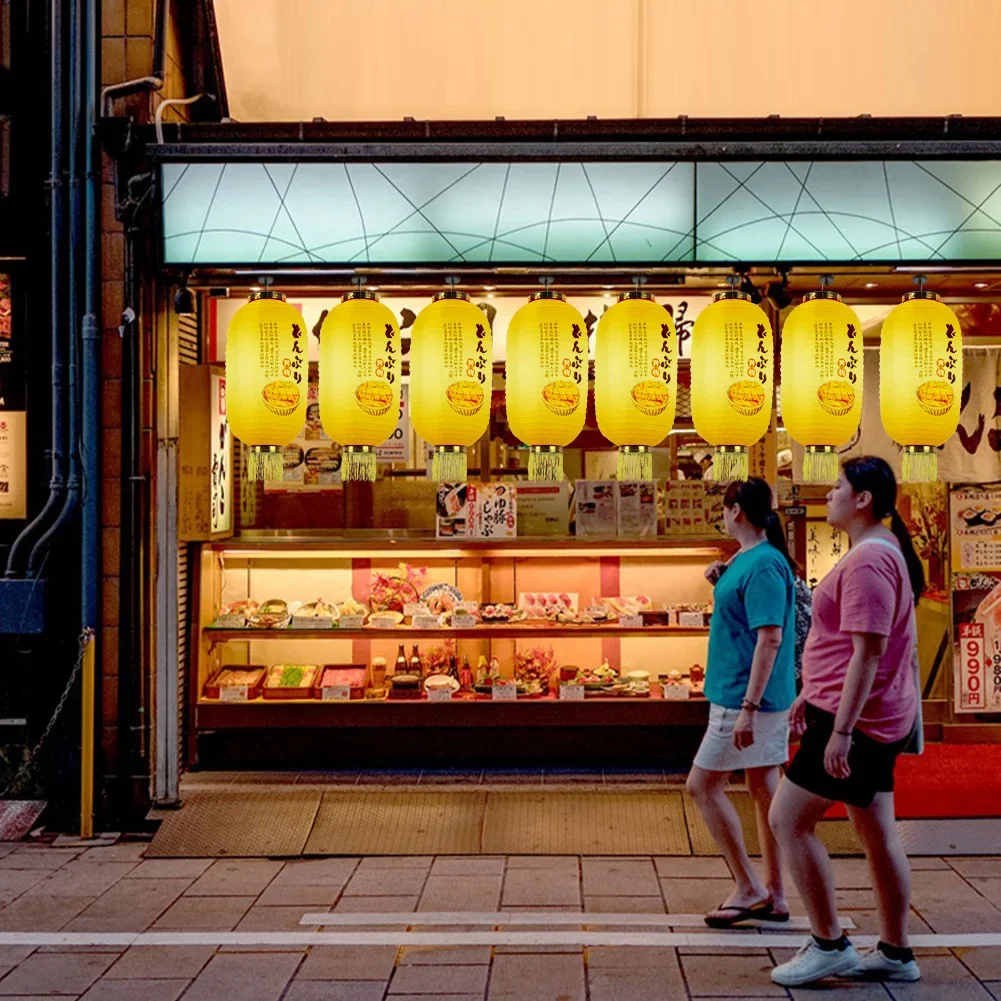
{"left": 704, "top": 542, "right": 796, "bottom": 712}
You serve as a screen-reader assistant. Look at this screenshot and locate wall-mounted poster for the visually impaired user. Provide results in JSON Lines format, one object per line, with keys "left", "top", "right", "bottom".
{"left": 953, "top": 572, "right": 1001, "bottom": 713}
{"left": 951, "top": 485, "right": 1001, "bottom": 572}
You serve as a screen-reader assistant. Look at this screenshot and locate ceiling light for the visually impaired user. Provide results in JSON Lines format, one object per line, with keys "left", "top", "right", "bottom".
{"left": 975, "top": 282, "right": 989, "bottom": 289}
{"left": 603, "top": 293, "right": 611, "bottom": 299}
{"left": 865, "top": 282, "right": 878, "bottom": 288}
{"left": 483, "top": 286, "right": 495, "bottom": 291}
{"left": 602, "top": 285, "right": 613, "bottom": 290}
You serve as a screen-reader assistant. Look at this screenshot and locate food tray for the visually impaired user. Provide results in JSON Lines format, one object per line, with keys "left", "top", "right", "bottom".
{"left": 203, "top": 666, "right": 266, "bottom": 701}
{"left": 387, "top": 688, "right": 423, "bottom": 700}
{"left": 313, "top": 664, "right": 368, "bottom": 701}
{"left": 262, "top": 665, "right": 319, "bottom": 700}
{"left": 640, "top": 609, "right": 673, "bottom": 626}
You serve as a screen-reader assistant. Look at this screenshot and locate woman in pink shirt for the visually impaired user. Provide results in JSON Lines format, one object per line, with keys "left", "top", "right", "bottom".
{"left": 768, "top": 456, "right": 923, "bottom": 988}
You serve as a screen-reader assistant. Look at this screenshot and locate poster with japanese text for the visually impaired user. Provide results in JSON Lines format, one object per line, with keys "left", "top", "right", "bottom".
{"left": 952, "top": 572, "right": 1001, "bottom": 713}
{"left": 951, "top": 485, "right": 1001, "bottom": 572}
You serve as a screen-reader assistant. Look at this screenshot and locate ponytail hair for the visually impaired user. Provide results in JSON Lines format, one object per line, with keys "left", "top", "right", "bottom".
{"left": 842, "top": 455, "right": 925, "bottom": 606}
{"left": 723, "top": 477, "right": 797, "bottom": 574}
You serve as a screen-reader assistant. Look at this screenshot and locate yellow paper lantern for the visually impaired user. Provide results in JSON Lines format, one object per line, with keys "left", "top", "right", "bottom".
{"left": 505, "top": 290, "right": 588, "bottom": 481}
{"left": 318, "top": 290, "right": 400, "bottom": 481}
{"left": 226, "top": 289, "right": 307, "bottom": 480}
{"left": 880, "top": 289, "right": 962, "bottom": 481}
{"left": 781, "top": 288, "right": 863, "bottom": 482}
{"left": 594, "top": 292, "right": 677, "bottom": 480}
{"left": 410, "top": 290, "right": 493, "bottom": 481}
{"left": 691, "top": 289, "right": 773, "bottom": 481}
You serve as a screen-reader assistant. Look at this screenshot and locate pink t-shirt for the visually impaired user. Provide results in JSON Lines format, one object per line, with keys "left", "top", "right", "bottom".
{"left": 801, "top": 536, "right": 917, "bottom": 743}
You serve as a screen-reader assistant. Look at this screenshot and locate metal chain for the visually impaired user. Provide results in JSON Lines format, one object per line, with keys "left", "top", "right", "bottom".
{"left": 0, "top": 629, "right": 93, "bottom": 800}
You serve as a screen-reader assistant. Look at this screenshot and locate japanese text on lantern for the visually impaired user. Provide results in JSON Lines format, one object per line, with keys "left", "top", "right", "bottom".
{"left": 628, "top": 322, "right": 647, "bottom": 380}
{"left": 753, "top": 323, "right": 769, "bottom": 384}
{"left": 539, "top": 321, "right": 559, "bottom": 379}
{"left": 944, "top": 323, "right": 958, "bottom": 384}
{"left": 290, "top": 323, "right": 304, "bottom": 384}
{"left": 813, "top": 321, "right": 834, "bottom": 377}
{"left": 912, "top": 321, "right": 934, "bottom": 378}
{"left": 383, "top": 323, "right": 397, "bottom": 385}
{"left": 474, "top": 323, "right": 487, "bottom": 385}
{"left": 258, "top": 321, "right": 280, "bottom": 378}
{"left": 443, "top": 322, "right": 463, "bottom": 380}
{"left": 723, "top": 322, "right": 742, "bottom": 379}
{"left": 351, "top": 322, "right": 372, "bottom": 381}
{"left": 658, "top": 323, "right": 673, "bottom": 384}
{"left": 845, "top": 324, "right": 859, "bottom": 384}
{"left": 570, "top": 323, "right": 583, "bottom": 384}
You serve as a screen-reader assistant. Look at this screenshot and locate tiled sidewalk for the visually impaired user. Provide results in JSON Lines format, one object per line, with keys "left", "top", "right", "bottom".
{"left": 0, "top": 841, "right": 997, "bottom": 998}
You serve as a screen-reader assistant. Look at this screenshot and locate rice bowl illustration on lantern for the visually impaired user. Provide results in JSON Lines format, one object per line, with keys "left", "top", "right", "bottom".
{"left": 725, "top": 377, "right": 767, "bottom": 417}
{"left": 541, "top": 380, "right": 580, "bottom": 417}
{"left": 816, "top": 379, "right": 856, "bottom": 417}
{"left": 261, "top": 379, "right": 301, "bottom": 417}
{"left": 631, "top": 379, "right": 671, "bottom": 417}
{"left": 354, "top": 379, "right": 394, "bottom": 417}
{"left": 445, "top": 379, "right": 485, "bottom": 417}
{"left": 915, "top": 380, "right": 955, "bottom": 417}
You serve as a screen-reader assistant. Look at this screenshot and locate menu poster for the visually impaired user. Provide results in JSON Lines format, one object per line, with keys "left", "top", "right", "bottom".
{"left": 470, "top": 483, "right": 516, "bottom": 538}
{"left": 516, "top": 483, "right": 569, "bottom": 536}
{"left": 574, "top": 481, "right": 616, "bottom": 537}
{"left": 952, "top": 572, "right": 1001, "bottom": 712}
{"left": 951, "top": 485, "right": 1001, "bottom": 572}
{"left": 0, "top": 411, "right": 26, "bottom": 520}
{"left": 436, "top": 482, "right": 469, "bottom": 538}
{"left": 616, "top": 481, "right": 657, "bottom": 537}
{"left": 663, "top": 482, "right": 726, "bottom": 537}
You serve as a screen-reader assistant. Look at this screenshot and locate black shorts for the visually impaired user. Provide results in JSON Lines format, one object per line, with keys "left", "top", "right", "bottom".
{"left": 785, "top": 702, "right": 909, "bottom": 809}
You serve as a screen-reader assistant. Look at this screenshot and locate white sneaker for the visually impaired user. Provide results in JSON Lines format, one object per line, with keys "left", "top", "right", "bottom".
{"left": 771, "top": 938, "right": 860, "bottom": 986}
{"left": 842, "top": 947, "right": 921, "bottom": 982}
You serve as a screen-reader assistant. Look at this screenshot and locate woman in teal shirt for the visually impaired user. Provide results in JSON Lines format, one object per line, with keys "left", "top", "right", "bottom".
{"left": 687, "top": 477, "right": 797, "bottom": 928}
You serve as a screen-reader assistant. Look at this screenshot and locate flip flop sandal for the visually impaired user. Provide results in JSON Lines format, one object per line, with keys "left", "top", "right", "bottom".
{"left": 703, "top": 899, "right": 773, "bottom": 929}
{"left": 756, "top": 908, "right": 790, "bottom": 923}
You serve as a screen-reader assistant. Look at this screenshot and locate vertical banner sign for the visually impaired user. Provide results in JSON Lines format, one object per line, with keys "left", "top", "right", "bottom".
{"left": 0, "top": 274, "right": 26, "bottom": 519}
{"left": 209, "top": 374, "right": 232, "bottom": 534}
{"left": 952, "top": 572, "right": 1001, "bottom": 713}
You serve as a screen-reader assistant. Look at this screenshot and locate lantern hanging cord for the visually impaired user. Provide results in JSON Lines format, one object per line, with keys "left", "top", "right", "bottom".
{"left": 913, "top": 274, "right": 928, "bottom": 292}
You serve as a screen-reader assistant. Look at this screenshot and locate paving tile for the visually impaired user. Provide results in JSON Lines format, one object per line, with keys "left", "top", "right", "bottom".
{"left": 231, "top": 771, "right": 300, "bottom": 785}
{"left": 430, "top": 857, "right": 506, "bottom": 876}
{"left": 909, "top": 857, "right": 951, "bottom": 870}
{"left": 418, "top": 874, "right": 501, "bottom": 911}
{"left": 389, "top": 964, "right": 489, "bottom": 994}
{"left": 355, "top": 857, "right": 433, "bottom": 871}
{"left": 151, "top": 895, "right": 255, "bottom": 930}
{"left": 344, "top": 867, "right": 428, "bottom": 896}
{"left": 234, "top": 905, "right": 313, "bottom": 932}
{"left": 398, "top": 945, "right": 492, "bottom": 965}
{"left": 661, "top": 876, "right": 734, "bottom": 913}
{"left": 910, "top": 869, "right": 1001, "bottom": 932}
{"left": 419, "top": 770, "right": 483, "bottom": 785}
{"left": 984, "top": 983, "right": 1001, "bottom": 1001}
{"left": 182, "top": 953, "right": 301, "bottom": 1001}
{"left": 582, "top": 859, "right": 660, "bottom": 897}
{"left": 681, "top": 954, "right": 786, "bottom": 996}
{"left": 0, "top": 894, "right": 95, "bottom": 930}
{"left": 77, "top": 843, "right": 149, "bottom": 863}
{"left": 0, "top": 947, "right": 34, "bottom": 967}
{"left": 26, "top": 862, "right": 138, "bottom": 898}
{"left": 488, "top": 953, "right": 585, "bottom": 1000}
{"left": 64, "top": 878, "right": 192, "bottom": 933}
{"left": 504, "top": 856, "right": 578, "bottom": 871}
{"left": 80, "top": 980, "right": 188, "bottom": 1001}
{"left": 949, "top": 858, "right": 1001, "bottom": 879}
{"left": 296, "top": 945, "right": 399, "bottom": 980}
{"left": 884, "top": 954, "right": 995, "bottom": 1000}
{"left": 654, "top": 856, "right": 731, "bottom": 878}
{"left": 495, "top": 905, "right": 583, "bottom": 955}
{"left": 957, "top": 946, "right": 1001, "bottom": 981}
{"left": 789, "top": 988, "right": 891, "bottom": 1001}
{"left": 844, "top": 908, "right": 940, "bottom": 943}
{"left": 124, "top": 860, "right": 213, "bottom": 880}
{"left": 104, "top": 946, "right": 215, "bottom": 980}
{"left": 0, "top": 868, "right": 52, "bottom": 903}
{"left": 584, "top": 895, "right": 666, "bottom": 913}
{"left": 255, "top": 883, "right": 345, "bottom": 907}
{"left": 502, "top": 867, "right": 580, "bottom": 907}
{"left": 588, "top": 967, "right": 683, "bottom": 1001}
{"left": 357, "top": 771, "right": 422, "bottom": 785}
{"left": 272, "top": 859, "right": 359, "bottom": 887}
{"left": 829, "top": 858, "right": 879, "bottom": 888}
{"left": 385, "top": 997, "right": 482, "bottom": 1001}
{"left": 294, "top": 772, "right": 362, "bottom": 786}
{"left": 970, "top": 879, "right": 1001, "bottom": 909}
{"left": 586, "top": 945, "right": 683, "bottom": 969}
{"left": 0, "top": 848, "right": 83, "bottom": 870}
{"left": 284, "top": 984, "right": 387, "bottom": 1001}
{"left": 333, "top": 895, "right": 418, "bottom": 913}
{"left": 0, "top": 952, "right": 116, "bottom": 995}
{"left": 184, "top": 860, "right": 283, "bottom": 897}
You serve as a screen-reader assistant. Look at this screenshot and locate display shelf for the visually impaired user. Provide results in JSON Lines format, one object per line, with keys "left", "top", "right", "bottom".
{"left": 204, "top": 623, "right": 710, "bottom": 643}
{"left": 195, "top": 694, "right": 711, "bottom": 729}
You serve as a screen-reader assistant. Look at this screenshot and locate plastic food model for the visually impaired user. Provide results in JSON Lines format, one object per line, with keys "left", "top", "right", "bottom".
{"left": 266, "top": 665, "right": 317, "bottom": 689}
{"left": 248, "top": 599, "right": 289, "bottom": 628}
{"left": 338, "top": 597, "right": 368, "bottom": 618}
{"left": 370, "top": 563, "right": 426, "bottom": 613}
{"left": 295, "top": 599, "right": 338, "bottom": 619}
{"left": 513, "top": 646, "right": 558, "bottom": 686}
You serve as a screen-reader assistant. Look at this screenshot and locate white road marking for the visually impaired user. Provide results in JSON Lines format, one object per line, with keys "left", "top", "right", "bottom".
{"left": 298, "top": 910, "right": 856, "bottom": 931}
{"left": 0, "top": 930, "right": 997, "bottom": 949}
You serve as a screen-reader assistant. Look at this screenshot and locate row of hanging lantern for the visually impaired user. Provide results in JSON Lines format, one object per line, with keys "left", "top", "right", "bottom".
{"left": 226, "top": 276, "right": 962, "bottom": 485}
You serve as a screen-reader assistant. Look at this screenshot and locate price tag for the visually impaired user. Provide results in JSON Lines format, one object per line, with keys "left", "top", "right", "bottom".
{"left": 492, "top": 681, "right": 517, "bottom": 701}
{"left": 457, "top": 601, "right": 480, "bottom": 613}
{"left": 451, "top": 613, "right": 477, "bottom": 629}
{"left": 427, "top": 687, "right": 453, "bottom": 702}
{"left": 338, "top": 615, "right": 365, "bottom": 630}
{"left": 211, "top": 615, "right": 246, "bottom": 629}
{"left": 404, "top": 603, "right": 430, "bottom": 619}
{"left": 322, "top": 685, "right": 352, "bottom": 702}
{"left": 678, "top": 611, "right": 706, "bottom": 628}
{"left": 220, "top": 685, "right": 248, "bottom": 702}
{"left": 619, "top": 614, "right": 643, "bottom": 629}
{"left": 560, "top": 684, "right": 585, "bottom": 701}
{"left": 413, "top": 615, "right": 441, "bottom": 630}
{"left": 661, "top": 682, "right": 690, "bottom": 700}
{"left": 291, "top": 616, "right": 333, "bottom": 630}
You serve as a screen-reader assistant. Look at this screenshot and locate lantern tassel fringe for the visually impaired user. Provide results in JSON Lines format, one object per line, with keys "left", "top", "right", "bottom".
{"left": 617, "top": 447, "right": 652, "bottom": 482}
{"left": 712, "top": 447, "right": 748, "bottom": 482}
{"left": 432, "top": 446, "right": 467, "bottom": 483}
{"left": 247, "top": 447, "right": 284, "bottom": 482}
{"left": 902, "top": 448, "right": 937, "bottom": 482}
{"left": 529, "top": 448, "right": 564, "bottom": 482}
{"left": 803, "top": 448, "right": 840, "bottom": 483}
{"left": 343, "top": 447, "right": 377, "bottom": 482}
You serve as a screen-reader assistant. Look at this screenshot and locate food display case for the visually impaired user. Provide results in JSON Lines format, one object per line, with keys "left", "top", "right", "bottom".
{"left": 191, "top": 532, "right": 734, "bottom": 765}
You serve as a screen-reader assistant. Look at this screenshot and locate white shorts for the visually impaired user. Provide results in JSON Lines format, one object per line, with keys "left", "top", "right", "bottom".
{"left": 692, "top": 703, "right": 791, "bottom": 773}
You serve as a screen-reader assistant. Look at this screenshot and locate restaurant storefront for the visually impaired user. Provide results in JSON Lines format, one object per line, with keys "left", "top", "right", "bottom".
{"left": 136, "top": 119, "right": 1001, "bottom": 803}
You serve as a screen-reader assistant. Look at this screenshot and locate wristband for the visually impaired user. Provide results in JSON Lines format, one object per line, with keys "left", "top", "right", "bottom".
{"left": 740, "top": 699, "right": 760, "bottom": 712}
{"left": 834, "top": 728, "right": 852, "bottom": 737}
